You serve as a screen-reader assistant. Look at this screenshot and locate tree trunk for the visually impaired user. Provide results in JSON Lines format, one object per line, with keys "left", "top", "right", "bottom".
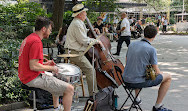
{"left": 52, "top": 0, "right": 65, "bottom": 31}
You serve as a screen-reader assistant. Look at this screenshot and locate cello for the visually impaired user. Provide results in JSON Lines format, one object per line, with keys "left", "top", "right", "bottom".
{"left": 85, "top": 17, "right": 124, "bottom": 89}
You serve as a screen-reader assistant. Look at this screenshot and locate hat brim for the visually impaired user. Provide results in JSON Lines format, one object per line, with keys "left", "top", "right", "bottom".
{"left": 72, "top": 8, "right": 88, "bottom": 17}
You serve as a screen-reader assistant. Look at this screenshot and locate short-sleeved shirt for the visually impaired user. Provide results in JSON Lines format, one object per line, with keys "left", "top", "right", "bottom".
{"left": 163, "top": 19, "right": 168, "bottom": 25}
{"left": 93, "top": 22, "right": 104, "bottom": 33}
{"left": 121, "top": 18, "right": 131, "bottom": 36}
{"left": 18, "top": 33, "right": 43, "bottom": 84}
{"left": 123, "top": 38, "right": 157, "bottom": 83}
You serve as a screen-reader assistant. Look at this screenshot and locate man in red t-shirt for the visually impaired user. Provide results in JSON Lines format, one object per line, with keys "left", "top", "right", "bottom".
{"left": 18, "top": 17, "right": 74, "bottom": 111}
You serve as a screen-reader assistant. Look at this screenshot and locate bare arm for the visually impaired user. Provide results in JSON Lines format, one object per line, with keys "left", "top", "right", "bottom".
{"left": 120, "top": 27, "right": 126, "bottom": 32}
{"left": 117, "top": 27, "right": 126, "bottom": 34}
{"left": 29, "top": 59, "right": 58, "bottom": 73}
{"left": 152, "top": 64, "right": 161, "bottom": 75}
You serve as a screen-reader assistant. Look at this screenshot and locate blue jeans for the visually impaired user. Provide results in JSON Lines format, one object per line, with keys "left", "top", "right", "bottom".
{"left": 124, "top": 74, "right": 163, "bottom": 89}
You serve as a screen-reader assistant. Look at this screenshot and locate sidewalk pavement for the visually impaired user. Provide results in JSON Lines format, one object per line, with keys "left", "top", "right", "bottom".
{"left": 13, "top": 34, "right": 188, "bottom": 111}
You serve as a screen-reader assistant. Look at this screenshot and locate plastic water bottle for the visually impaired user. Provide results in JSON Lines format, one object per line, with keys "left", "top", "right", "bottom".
{"left": 73, "top": 87, "right": 79, "bottom": 103}
{"left": 114, "top": 91, "right": 118, "bottom": 109}
{"left": 114, "top": 95, "right": 118, "bottom": 109}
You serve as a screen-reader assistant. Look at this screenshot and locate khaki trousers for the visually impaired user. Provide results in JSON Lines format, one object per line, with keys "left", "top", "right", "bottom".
{"left": 65, "top": 49, "right": 98, "bottom": 96}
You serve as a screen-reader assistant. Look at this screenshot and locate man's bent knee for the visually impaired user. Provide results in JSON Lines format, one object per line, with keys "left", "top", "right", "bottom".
{"left": 161, "top": 73, "right": 172, "bottom": 83}
{"left": 64, "top": 84, "right": 74, "bottom": 96}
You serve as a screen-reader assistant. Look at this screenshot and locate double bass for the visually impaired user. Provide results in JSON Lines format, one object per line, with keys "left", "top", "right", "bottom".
{"left": 85, "top": 17, "right": 124, "bottom": 89}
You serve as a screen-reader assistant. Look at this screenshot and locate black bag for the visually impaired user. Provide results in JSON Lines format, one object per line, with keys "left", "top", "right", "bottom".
{"left": 28, "top": 88, "right": 53, "bottom": 110}
{"left": 95, "top": 86, "right": 116, "bottom": 111}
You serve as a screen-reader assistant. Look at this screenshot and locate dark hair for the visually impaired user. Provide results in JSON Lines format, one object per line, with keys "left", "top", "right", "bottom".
{"left": 59, "top": 24, "right": 68, "bottom": 41}
{"left": 35, "top": 16, "right": 54, "bottom": 31}
{"left": 144, "top": 25, "right": 157, "bottom": 38}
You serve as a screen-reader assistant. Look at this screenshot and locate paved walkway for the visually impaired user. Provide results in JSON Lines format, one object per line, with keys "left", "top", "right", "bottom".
{"left": 14, "top": 34, "right": 188, "bottom": 111}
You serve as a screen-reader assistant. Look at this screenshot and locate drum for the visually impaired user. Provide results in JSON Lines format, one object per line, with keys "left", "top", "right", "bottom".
{"left": 56, "top": 63, "right": 81, "bottom": 84}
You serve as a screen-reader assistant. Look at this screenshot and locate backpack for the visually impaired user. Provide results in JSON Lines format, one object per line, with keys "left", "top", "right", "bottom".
{"left": 95, "top": 86, "right": 116, "bottom": 111}
{"left": 28, "top": 88, "right": 53, "bottom": 110}
{"left": 84, "top": 86, "right": 116, "bottom": 111}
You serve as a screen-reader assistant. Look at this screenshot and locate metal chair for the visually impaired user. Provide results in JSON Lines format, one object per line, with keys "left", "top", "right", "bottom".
{"left": 22, "top": 83, "right": 39, "bottom": 111}
{"left": 115, "top": 66, "right": 143, "bottom": 111}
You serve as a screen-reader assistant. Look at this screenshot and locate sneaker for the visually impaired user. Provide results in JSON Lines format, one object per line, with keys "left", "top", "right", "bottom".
{"left": 54, "top": 105, "right": 63, "bottom": 111}
{"left": 132, "top": 99, "right": 142, "bottom": 108}
{"left": 152, "top": 105, "right": 172, "bottom": 111}
{"left": 113, "top": 53, "right": 119, "bottom": 56}
{"left": 134, "top": 99, "right": 142, "bottom": 105}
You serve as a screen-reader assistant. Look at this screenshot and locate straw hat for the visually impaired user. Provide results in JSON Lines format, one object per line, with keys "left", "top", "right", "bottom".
{"left": 72, "top": 4, "right": 88, "bottom": 17}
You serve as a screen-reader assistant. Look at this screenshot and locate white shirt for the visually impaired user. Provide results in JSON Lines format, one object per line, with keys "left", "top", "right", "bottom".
{"left": 64, "top": 18, "right": 95, "bottom": 52}
{"left": 163, "top": 19, "right": 168, "bottom": 25}
{"left": 121, "top": 17, "right": 131, "bottom": 36}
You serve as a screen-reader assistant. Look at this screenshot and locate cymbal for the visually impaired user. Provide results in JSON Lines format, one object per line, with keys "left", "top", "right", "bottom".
{"left": 57, "top": 54, "right": 79, "bottom": 58}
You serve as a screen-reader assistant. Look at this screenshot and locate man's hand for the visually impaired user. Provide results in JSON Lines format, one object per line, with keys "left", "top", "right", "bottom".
{"left": 96, "top": 40, "right": 105, "bottom": 50}
{"left": 52, "top": 66, "right": 59, "bottom": 75}
{"left": 94, "top": 28, "right": 100, "bottom": 35}
{"left": 44, "top": 60, "right": 56, "bottom": 66}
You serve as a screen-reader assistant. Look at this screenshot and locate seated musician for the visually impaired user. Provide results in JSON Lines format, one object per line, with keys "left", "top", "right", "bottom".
{"left": 64, "top": 3, "right": 103, "bottom": 98}
{"left": 123, "top": 25, "right": 172, "bottom": 111}
{"left": 18, "top": 17, "right": 74, "bottom": 111}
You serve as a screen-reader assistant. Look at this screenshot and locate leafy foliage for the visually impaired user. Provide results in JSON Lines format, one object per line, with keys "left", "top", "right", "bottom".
{"left": 132, "top": 0, "right": 169, "bottom": 12}
{"left": 132, "top": 0, "right": 188, "bottom": 13}
{"left": 0, "top": 37, "right": 28, "bottom": 104}
{"left": 87, "top": 12, "right": 100, "bottom": 24}
{"left": 171, "top": 0, "right": 188, "bottom": 12}
{"left": 63, "top": 10, "right": 73, "bottom": 26}
{"left": 0, "top": 2, "right": 48, "bottom": 39}
{"left": 84, "top": 0, "right": 117, "bottom": 12}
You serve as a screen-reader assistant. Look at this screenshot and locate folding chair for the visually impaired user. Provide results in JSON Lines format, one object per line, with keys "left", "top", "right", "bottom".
{"left": 22, "top": 83, "right": 38, "bottom": 111}
{"left": 114, "top": 66, "right": 143, "bottom": 111}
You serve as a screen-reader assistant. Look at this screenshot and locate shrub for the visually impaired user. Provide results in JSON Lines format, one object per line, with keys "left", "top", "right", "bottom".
{"left": 169, "top": 17, "right": 175, "bottom": 24}
{"left": 0, "top": 2, "right": 49, "bottom": 39}
{"left": 0, "top": 38, "right": 28, "bottom": 104}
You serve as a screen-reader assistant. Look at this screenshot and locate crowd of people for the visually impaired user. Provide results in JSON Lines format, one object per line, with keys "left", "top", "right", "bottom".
{"left": 18, "top": 3, "right": 172, "bottom": 111}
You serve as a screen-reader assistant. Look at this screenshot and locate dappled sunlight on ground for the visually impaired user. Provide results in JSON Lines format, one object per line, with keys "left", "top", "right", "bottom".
{"left": 158, "top": 62, "right": 178, "bottom": 66}
{"left": 169, "top": 89, "right": 182, "bottom": 93}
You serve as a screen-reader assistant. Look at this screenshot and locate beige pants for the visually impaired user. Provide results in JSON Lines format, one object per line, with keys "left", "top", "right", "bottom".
{"left": 65, "top": 49, "right": 98, "bottom": 96}
{"left": 26, "top": 74, "right": 69, "bottom": 96}
{"left": 106, "top": 33, "right": 114, "bottom": 41}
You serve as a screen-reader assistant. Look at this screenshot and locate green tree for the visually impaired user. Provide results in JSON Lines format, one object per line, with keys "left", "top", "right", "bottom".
{"left": 17, "top": 0, "right": 29, "bottom": 4}
{"left": 84, "top": 0, "right": 117, "bottom": 12}
{"left": 52, "top": 0, "right": 117, "bottom": 31}
{"left": 132, "top": 0, "right": 172, "bottom": 13}
{"left": 171, "top": 0, "right": 188, "bottom": 12}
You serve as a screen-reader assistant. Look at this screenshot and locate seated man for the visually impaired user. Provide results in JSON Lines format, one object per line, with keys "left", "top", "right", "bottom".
{"left": 18, "top": 17, "right": 74, "bottom": 111}
{"left": 123, "top": 25, "right": 172, "bottom": 111}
